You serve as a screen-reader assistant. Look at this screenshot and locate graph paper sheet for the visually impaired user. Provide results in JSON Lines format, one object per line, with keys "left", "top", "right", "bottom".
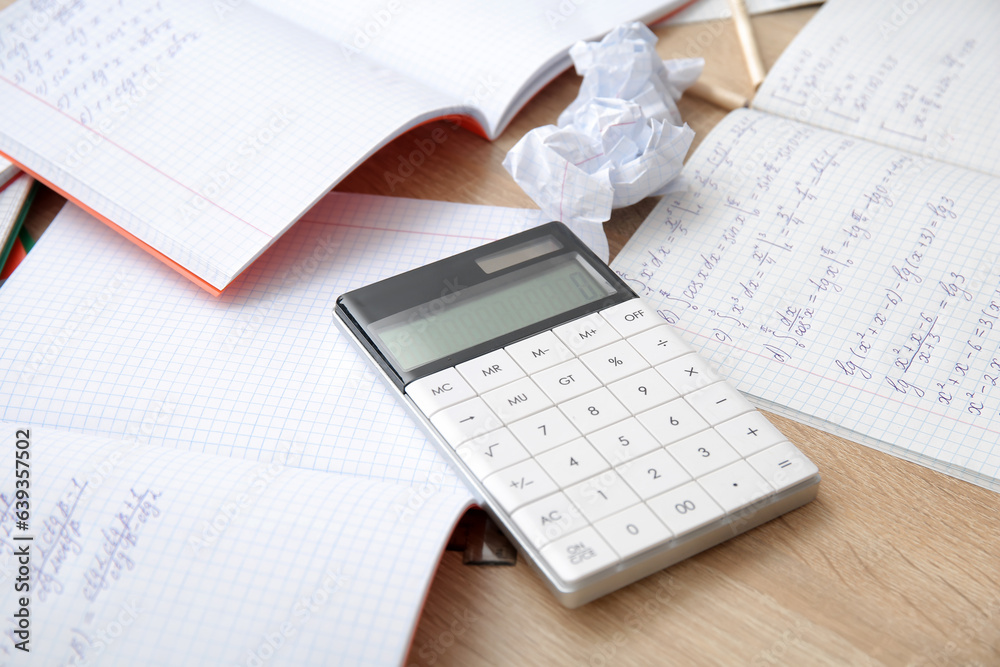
{"left": 0, "top": 423, "right": 473, "bottom": 666}
{"left": 665, "top": 0, "right": 816, "bottom": 26}
{"left": 0, "top": 0, "right": 677, "bottom": 293}
{"left": 0, "top": 193, "right": 555, "bottom": 493}
{"left": 0, "top": 157, "right": 16, "bottom": 190}
{"left": 613, "top": 109, "right": 1000, "bottom": 491}
{"left": 755, "top": 0, "right": 1000, "bottom": 178}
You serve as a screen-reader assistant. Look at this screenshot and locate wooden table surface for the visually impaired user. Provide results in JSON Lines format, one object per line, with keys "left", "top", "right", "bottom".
{"left": 8, "top": 3, "right": 1000, "bottom": 665}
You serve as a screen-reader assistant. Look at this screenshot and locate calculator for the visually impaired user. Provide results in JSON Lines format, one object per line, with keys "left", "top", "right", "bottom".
{"left": 334, "top": 222, "right": 819, "bottom": 607}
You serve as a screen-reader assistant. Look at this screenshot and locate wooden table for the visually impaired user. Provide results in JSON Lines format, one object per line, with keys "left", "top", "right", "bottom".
{"left": 11, "top": 4, "right": 1000, "bottom": 665}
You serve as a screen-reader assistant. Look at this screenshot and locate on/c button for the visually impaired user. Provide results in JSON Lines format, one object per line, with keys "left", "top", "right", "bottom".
{"left": 406, "top": 368, "right": 476, "bottom": 417}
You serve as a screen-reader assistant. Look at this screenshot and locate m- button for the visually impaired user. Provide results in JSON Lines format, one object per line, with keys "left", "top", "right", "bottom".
{"left": 406, "top": 367, "right": 476, "bottom": 416}
{"left": 456, "top": 349, "right": 526, "bottom": 394}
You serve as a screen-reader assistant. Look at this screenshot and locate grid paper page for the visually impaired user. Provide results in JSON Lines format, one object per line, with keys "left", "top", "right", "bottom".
{"left": 250, "top": 0, "right": 686, "bottom": 135}
{"left": 755, "top": 0, "right": 1000, "bottom": 178}
{"left": 0, "top": 423, "right": 472, "bottom": 666}
{"left": 0, "top": 193, "right": 548, "bottom": 493}
{"left": 613, "top": 109, "right": 1000, "bottom": 491}
{"left": 0, "top": 0, "right": 457, "bottom": 291}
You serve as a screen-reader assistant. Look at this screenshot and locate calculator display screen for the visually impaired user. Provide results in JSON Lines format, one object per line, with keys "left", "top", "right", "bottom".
{"left": 371, "top": 253, "right": 614, "bottom": 371}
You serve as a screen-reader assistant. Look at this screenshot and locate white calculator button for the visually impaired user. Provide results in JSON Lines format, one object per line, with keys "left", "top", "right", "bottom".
{"left": 430, "top": 397, "right": 502, "bottom": 447}
{"left": 594, "top": 504, "right": 672, "bottom": 560}
{"left": 655, "top": 353, "right": 722, "bottom": 395}
{"left": 406, "top": 368, "right": 476, "bottom": 416}
{"left": 586, "top": 418, "right": 660, "bottom": 466}
{"left": 455, "top": 428, "right": 530, "bottom": 479}
{"left": 607, "top": 368, "right": 679, "bottom": 415}
{"left": 512, "top": 492, "right": 588, "bottom": 548}
{"left": 456, "top": 349, "right": 525, "bottom": 394}
{"left": 564, "top": 470, "right": 640, "bottom": 522}
{"left": 684, "top": 382, "right": 755, "bottom": 425}
{"left": 626, "top": 324, "right": 695, "bottom": 366}
{"left": 615, "top": 449, "right": 691, "bottom": 499}
{"left": 481, "top": 376, "right": 553, "bottom": 423}
{"left": 580, "top": 339, "right": 650, "bottom": 385}
{"left": 508, "top": 406, "right": 580, "bottom": 455}
{"left": 599, "top": 299, "right": 661, "bottom": 337}
{"left": 534, "top": 359, "right": 602, "bottom": 403}
{"left": 483, "top": 459, "right": 559, "bottom": 512}
{"left": 540, "top": 527, "right": 619, "bottom": 584}
{"left": 537, "top": 438, "right": 610, "bottom": 487}
{"left": 666, "top": 429, "right": 740, "bottom": 477}
{"left": 715, "top": 412, "right": 787, "bottom": 457}
{"left": 697, "top": 460, "right": 774, "bottom": 514}
{"left": 505, "top": 331, "right": 574, "bottom": 374}
{"left": 559, "top": 388, "right": 631, "bottom": 435}
{"left": 647, "top": 481, "right": 725, "bottom": 538}
{"left": 636, "top": 397, "right": 709, "bottom": 446}
{"left": 747, "top": 441, "right": 819, "bottom": 492}
{"left": 552, "top": 312, "right": 621, "bottom": 355}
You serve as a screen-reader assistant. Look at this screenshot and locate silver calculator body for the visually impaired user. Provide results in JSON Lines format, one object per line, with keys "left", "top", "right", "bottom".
{"left": 334, "top": 222, "right": 819, "bottom": 608}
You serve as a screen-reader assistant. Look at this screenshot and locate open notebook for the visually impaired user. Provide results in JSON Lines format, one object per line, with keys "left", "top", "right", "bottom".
{"left": 0, "top": 193, "right": 578, "bottom": 664}
{"left": 0, "top": 0, "right": 685, "bottom": 295}
{"left": 612, "top": 0, "right": 1000, "bottom": 490}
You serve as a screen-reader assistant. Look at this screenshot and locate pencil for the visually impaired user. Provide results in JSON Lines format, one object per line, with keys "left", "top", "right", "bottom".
{"left": 727, "top": 0, "right": 766, "bottom": 89}
{"left": 685, "top": 80, "right": 750, "bottom": 112}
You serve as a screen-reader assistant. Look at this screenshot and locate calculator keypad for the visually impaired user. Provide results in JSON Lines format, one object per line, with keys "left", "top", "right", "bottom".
{"left": 407, "top": 298, "right": 819, "bottom": 585}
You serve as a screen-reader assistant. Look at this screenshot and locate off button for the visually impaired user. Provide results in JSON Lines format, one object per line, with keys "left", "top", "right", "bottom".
{"left": 406, "top": 367, "right": 476, "bottom": 416}
{"left": 600, "top": 298, "right": 661, "bottom": 337}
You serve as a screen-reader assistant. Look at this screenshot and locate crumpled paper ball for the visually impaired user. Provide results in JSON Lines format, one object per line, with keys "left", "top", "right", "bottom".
{"left": 503, "top": 22, "right": 702, "bottom": 225}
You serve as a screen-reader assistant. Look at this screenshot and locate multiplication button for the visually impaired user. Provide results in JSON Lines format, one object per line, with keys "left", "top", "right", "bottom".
{"left": 540, "top": 527, "right": 618, "bottom": 584}
{"left": 656, "top": 353, "right": 722, "bottom": 395}
{"left": 406, "top": 367, "right": 476, "bottom": 416}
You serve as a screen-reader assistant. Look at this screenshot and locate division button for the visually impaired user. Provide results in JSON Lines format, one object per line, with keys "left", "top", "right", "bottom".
{"left": 626, "top": 325, "right": 695, "bottom": 366}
